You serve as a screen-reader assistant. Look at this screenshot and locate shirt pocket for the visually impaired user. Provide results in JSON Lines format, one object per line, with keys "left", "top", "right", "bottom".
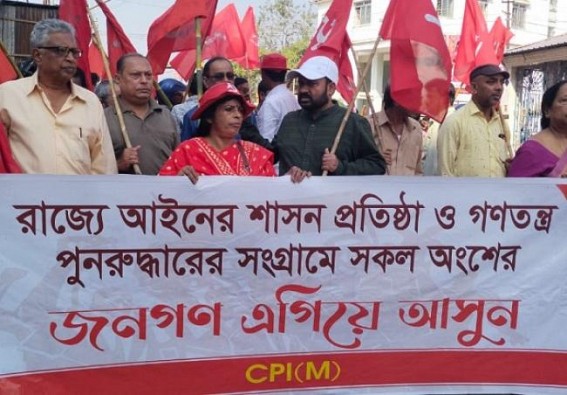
{"left": 402, "top": 143, "right": 421, "bottom": 169}
{"left": 63, "top": 124, "right": 95, "bottom": 166}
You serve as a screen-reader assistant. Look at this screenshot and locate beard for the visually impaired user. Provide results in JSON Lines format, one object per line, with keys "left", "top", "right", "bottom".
{"left": 298, "top": 87, "right": 330, "bottom": 112}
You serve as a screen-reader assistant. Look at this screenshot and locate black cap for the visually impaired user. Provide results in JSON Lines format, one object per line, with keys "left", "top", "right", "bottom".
{"left": 470, "top": 64, "right": 510, "bottom": 81}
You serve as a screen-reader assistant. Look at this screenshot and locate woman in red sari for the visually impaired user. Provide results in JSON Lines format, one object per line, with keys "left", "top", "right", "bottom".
{"left": 159, "top": 82, "right": 275, "bottom": 183}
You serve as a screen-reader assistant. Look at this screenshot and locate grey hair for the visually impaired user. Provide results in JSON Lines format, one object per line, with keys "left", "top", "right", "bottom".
{"left": 30, "top": 19, "right": 76, "bottom": 48}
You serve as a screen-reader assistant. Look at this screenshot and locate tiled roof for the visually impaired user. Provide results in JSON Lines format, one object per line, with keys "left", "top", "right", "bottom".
{"left": 506, "top": 33, "right": 567, "bottom": 55}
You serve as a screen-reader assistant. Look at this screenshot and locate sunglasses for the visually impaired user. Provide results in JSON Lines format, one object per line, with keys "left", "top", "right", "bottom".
{"left": 206, "top": 72, "right": 235, "bottom": 82}
{"left": 38, "top": 46, "right": 83, "bottom": 59}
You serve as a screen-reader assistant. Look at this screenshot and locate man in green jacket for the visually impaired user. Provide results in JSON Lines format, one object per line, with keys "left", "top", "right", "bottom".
{"left": 274, "top": 56, "right": 385, "bottom": 183}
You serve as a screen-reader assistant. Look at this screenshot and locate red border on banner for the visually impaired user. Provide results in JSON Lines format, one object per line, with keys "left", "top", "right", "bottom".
{"left": 1, "top": 350, "right": 567, "bottom": 394}
{"left": 556, "top": 184, "right": 567, "bottom": 199}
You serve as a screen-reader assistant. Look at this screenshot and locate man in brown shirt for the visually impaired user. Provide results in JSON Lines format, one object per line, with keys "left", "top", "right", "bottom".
{"left": 368, "top": 85, "right": 423, "bottom": 176}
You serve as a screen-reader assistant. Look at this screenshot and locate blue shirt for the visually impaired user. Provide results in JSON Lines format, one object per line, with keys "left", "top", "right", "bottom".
{"left": 181, "top": 105, "right": 199, "bottom": 142}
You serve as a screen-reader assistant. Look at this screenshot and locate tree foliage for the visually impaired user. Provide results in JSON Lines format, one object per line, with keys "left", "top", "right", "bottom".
{"left": 257, "top": 0, "right": 316, "bottom": 53}
{"left": 234, "top": 0, "right": 316, "bottom": 102}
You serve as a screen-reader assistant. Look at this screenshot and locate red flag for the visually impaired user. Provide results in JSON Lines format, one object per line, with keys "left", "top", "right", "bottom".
{"left": 146, "top": 0, "right": 217, "bottom": 76}
{"left": 234, "top": 7, "right": 260, "bottom": 69}
{"left": 59, "top": 0, "right": 93, "bottom": 90}
{"left": 490, "top": 17, "right": 514, "bottom": 63}
{"left": 336, "top": 34, "right": 356, "bottom": 104}
{"left": 453, "top": 0, "right": 499, "bottom": 86}
{"left": 380, "top": 0, "right": 452, "bottom": 123}
{"left": 300, "top": 0, "right": 356, "bottom": 103}
{"left": 95, "top": 0, "right": 136, "bottom": 76}
{"left": 0, "top": 47, "right": 18, "bottom": 84}
{"left": 0, "top": 123, "right": 21, "bottom": 174}
{"left": 202, "top": 4, "right": 246, "bottom": 62}
{"left": 170, "top": 50, "right": 197, "bottom": 81}
{"left": 88, "top": 42, "right": 105, "bottom": 79}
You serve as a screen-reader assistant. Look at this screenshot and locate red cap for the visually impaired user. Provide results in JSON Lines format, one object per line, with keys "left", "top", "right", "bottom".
{"left": 260, "top": 53, "right": 288, "bottom": 70}
{"left": 191, "top": 82, "right": 255, "bottom": 120}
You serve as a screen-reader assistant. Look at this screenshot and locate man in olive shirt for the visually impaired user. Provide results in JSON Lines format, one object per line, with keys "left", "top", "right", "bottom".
{"left": 274, "top": 56, "right": 385, "bottom": 182}
{"left": 105, "top": 53, "right": 179, "bottom": 175}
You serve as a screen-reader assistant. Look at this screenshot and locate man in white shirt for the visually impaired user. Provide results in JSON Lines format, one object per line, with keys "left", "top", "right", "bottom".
{"left": 257, "top": 53, "right": 299, "bottom": 142}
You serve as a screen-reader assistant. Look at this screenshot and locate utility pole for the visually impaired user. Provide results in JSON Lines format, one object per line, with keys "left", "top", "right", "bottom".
{"left": 502, "top": 0, "right": 513, "bottom": 29}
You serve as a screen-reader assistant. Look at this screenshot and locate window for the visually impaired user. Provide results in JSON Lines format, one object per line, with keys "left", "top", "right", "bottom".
{"left": 436, "top": 0, "right": 454, "bottom": 17}
{"left": 512, "top": 2, "right": 527, "bottom": 29}
{"left": 354, "top": 0, "right": 371, "bottom": 26}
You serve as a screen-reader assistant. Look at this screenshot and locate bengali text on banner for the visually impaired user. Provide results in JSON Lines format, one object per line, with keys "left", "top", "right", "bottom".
{"left": 0, "top": 175, "right": 566, "bottom": 394}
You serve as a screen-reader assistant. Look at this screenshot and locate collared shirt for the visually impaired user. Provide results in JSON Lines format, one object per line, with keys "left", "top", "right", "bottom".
{"left": 0, "top": 72, "right": 117, "bottom": 174}
{"left": 105, "top": 97, "right": 179, "bottom": 175}
{"left": 369, "top": 110, "right": 423, "bottom": 176}
{"left": 257, "top": 84, "right": 300, "bottom": 142}
{"left": 171, "top": 95, "right": 198, "bottom": 135}
{"left": 437, "top": 101, "right": 507, "bottom": 177}
{"left": 422, "top": 106, "right": 455, "bottom": 176}
{"left": 275, "top": 104, "right": 386, "bottom": 176}
{"left": 181, "top": 106, "right": 200, "bottom": 142}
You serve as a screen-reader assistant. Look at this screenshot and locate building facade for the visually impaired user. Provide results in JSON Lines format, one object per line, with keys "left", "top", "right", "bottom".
{"left": 504, "top": 34, "right": 567, "bottom": 144}
{"left": 314, "top": 0, "right": 567, "bottom": 146}
{"left": 0, "top": 0, "right": 58, "bottom": 65}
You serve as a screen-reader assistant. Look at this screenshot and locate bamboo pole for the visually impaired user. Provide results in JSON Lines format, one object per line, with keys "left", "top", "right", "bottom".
{"left": 0, "top": 39, "right": 23, "bottom": 79}
{"left": 89, "top": 0, "right": 111, "bottom": 11}
{"left": 350, "top": 45, "right": 389, "bottom": 175}
{"left": 498, "top": 106, "right": 514, "bottom": 159}
{"left": 86, "top": 4, "right": 142, "bottom": 174}
{"left": 195, "top": 17, "right": 204, "bottom": 98}
{"left": 154, "top": 80, "right": 173, "bottom": 109}
{"left": 323, "top": 35, "right": 382, "bottom": 176}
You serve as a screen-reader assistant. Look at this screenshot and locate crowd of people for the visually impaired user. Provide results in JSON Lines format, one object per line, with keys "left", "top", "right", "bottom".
{"left": 1, "top": 18, "right": 566, "bottom": 180}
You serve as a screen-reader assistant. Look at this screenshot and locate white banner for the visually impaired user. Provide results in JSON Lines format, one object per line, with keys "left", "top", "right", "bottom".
{"left": 0, "top": 175, "right": 566, "bottom": 394}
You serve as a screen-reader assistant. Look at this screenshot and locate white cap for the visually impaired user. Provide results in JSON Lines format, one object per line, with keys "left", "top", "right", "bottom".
{"left": 287, "top": 56, "right": 339, "bottom": 84}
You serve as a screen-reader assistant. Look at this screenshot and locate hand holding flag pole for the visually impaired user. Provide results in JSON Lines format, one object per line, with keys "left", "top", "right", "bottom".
{"left": 322, "top": 36, "right": 382, "bottom": 176}
{"left": 86, "top": 4, "right": 142, "bottom": 175}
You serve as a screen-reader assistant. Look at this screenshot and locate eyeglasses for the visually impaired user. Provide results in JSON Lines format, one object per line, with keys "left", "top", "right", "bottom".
{"left": 206, "top": 72, "right": 235, "bottom": 82}
{"left": 38, "top": 46, "right": 82, "bottom": 59}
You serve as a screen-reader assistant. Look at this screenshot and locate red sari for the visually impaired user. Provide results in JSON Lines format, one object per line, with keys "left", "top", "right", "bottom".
{"left": 159, "top": 137, "right": 275, "bottom": 177}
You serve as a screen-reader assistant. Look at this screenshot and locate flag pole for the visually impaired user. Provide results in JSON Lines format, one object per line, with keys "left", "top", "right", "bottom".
{"left": 89, "top": 0, "right": 111, "bottom": 11}
{"left": 0, "top": 39, "right": 23, "bottom": 79}
{"left": 498, "top": 106, "right": 514, "bottom": 159}
{"left": 195, "top": 17, "right": 204, "bottom": 98}
{"left": 323, "top": 35, "right": 382, "bottom": 176}
{"left": 154, "top": 80, "right": 173, "bottom": 109}
{"left": 86, "top": 4, "right": 142, "bottom": 175}
{"left": 350, "top": 45, "right": 389, "bottom": 175}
